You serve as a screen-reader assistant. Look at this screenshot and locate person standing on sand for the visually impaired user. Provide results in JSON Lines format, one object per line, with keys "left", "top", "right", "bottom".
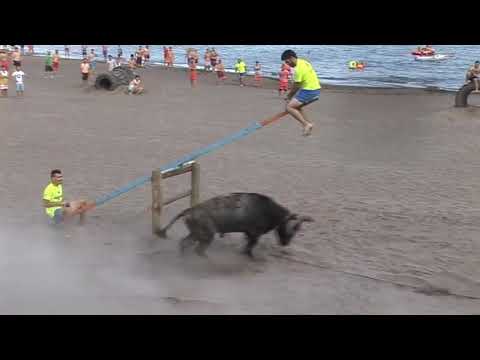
{"left": 117, "top": 45, "right": 123, "bottom": 58}
{"left": 281, "top": 50, "right": 320, "bottom": 136}
{"left": 278, "top": 64, "right": 290, "bottom": 96}
{"left": 28, "top": 45, "right": 34, "bottom": 55}
{"left": 215, "top": 59, "right": 227, "bottom": 85}
{"left": 188, "top": 56, "right": 198, "bottom": 88}
{"left": 43, "top": 169, "right": 88, "bottom": 225}
{"left": 144, "top": 45, "right": 150, "bottom": 64}
{"left": 0, "top": 66, "right": 8, "bottom": 97}
{"left": 136, "top": 46, "right": 143, "bottom": 68}
{"left": 254, "top": 61, "right": 262, "bottom": 87}
{"left": 44, "top": 51, "right": 54, "bottom": 79}
{"left": 88, "top": 49, "right": 97, "bottom": 73}
{"left": 234, "top": 58, "right": 247, "bottom": 86}
{"left": 106, "top": 55, "right": 116, "bottom": 71}
{"left": 128, "top": 54, "right": 136, "bottom": 69}
{"left": 81, "top": 45, "right": 87, "bottom": 57}
{"left": 52, "top": 50, "right": 61, "bottom": 73}
{"left": 210, "top": 48, "right": 218, "bottom": 70}
{"left": 0, "top": 51, "right": 9, "bottom": 71}
{"left": 80, "top": 58, "right": 90, "bottom": 84}
{"left": 64, "top": 45, "right": 70, "bottom": 58}
{"left": 11, "top": 66, "right": 26, "bottom": 96}
{"left": 20, "top": 45, "right": 24, "bottom": 55}
{"left": 102, "top": 45, "right": 108, "bottom": 61}
{"left": 204, "top": 48, "right": 211, "bottom": 72}
{"left": 12, "top": 47, "right": 22, "bottom": 68}
{"left": 114, "top": 54, "right": 123, "bottom": 68}
{"left": 166, "top": 47, "right": 174, "bottom": 68}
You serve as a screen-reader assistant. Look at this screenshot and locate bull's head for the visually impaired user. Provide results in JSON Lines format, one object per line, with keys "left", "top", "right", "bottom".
{"left": 275, "top": 214, "right": 314, "bottom": 246}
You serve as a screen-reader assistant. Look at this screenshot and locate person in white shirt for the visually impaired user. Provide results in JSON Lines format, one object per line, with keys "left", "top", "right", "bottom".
{"left": 106, "top": 55, "right": 116, "bottom": 72}
{"left": 11, "top": 66, "right": 26, "bottom": 96}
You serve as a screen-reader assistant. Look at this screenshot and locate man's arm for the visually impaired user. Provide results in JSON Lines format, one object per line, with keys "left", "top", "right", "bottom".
{"left": 286, "top": 82, "right": 301, "bottom": 100}
{"left": 43, "top": 199, "right": 69, "bottom": 208}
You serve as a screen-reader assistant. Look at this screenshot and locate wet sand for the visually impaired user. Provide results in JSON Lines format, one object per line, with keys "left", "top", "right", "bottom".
{"left": 1, "top": 55, "right": 480, "bottom": 314}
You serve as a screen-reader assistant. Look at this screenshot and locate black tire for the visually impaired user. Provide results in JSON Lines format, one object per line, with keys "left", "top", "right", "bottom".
{"left": 95, "top": 73, "right": 119, "bottom": 91}
{"left": 455, "top": 81, "right": 479, "bottom": 107}
{"left": 111, "top": 65, "right": 134, "bottom": 85}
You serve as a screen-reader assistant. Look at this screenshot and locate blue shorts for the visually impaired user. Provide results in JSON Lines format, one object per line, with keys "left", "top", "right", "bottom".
{"left": 52, "top": 208, "right": 64, "bottom": 225}
{"left": 90, "top": 61, "right": 96, "bottom": 69}
{"left": 16, "top": 83, "right": 24, "bottom": 92}
{"left": 294, "top": 89, "right": 321, "bottom": 104}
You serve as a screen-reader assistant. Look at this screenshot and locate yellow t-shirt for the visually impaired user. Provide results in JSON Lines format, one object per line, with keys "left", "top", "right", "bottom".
{"left": 43, "top": 183, "right": 63, "bottom": 218}
{"left": 235, "top": 61, "right": 246, "bottom": 73}
{"left": 293, "top": 58, "right": 321, "bottom": 90}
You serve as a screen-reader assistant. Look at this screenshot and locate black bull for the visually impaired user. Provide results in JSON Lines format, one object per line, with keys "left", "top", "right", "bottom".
{"left": 157, "top": 193, "right": 314, "bottom": 257}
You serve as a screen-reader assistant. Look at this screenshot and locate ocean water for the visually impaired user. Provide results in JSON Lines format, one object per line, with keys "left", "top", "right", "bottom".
{"left": 31, "top": 45, "right": 480, "bottom": 91}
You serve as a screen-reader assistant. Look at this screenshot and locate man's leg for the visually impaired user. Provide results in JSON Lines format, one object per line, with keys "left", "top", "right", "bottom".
{"left": 286, "top": 98, "right": 313, "bottom": 135}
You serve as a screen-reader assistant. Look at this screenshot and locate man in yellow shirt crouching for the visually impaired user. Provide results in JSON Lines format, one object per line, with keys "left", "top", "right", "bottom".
{"left": 281, "top": 49, "right": 321, "bottom": 136}
{"left": 43, "top": 169, "right": 89, "bottom": 225}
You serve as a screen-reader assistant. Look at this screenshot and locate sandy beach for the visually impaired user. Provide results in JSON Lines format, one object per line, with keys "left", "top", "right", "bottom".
{"left": 2, "top": 55, "right": 480, "bottom": 314}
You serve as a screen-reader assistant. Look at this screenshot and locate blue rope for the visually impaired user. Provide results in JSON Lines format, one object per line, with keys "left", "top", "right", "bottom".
{"left": 94, "top": 121, "right": 263, "bottom": 207}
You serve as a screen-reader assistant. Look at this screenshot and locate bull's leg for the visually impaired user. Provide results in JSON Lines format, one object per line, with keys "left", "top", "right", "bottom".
{"left": 243, "top": 233, "right": 259, "bottom": 258}
{"left": 179, "top": 234, "right": 196, "bottom": 255}
{"left": 194, "top": 234, "right": 214, "bottom": 257}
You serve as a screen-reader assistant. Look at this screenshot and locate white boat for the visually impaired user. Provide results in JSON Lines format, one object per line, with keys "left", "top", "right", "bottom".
{"left": 414, "top": 54, "right": 448, "bottom": 61}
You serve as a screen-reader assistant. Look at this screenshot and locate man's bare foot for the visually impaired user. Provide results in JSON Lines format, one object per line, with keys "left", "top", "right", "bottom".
{"left": 303, "top": 123, "right": 313, "bottom": 136}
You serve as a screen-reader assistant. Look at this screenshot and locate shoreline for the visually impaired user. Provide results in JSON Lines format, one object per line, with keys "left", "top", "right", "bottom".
{"left": 23, "top": 52, "right": 458, "bottom": 95}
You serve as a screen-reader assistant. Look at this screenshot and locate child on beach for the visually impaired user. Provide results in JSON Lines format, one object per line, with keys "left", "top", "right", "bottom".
{"left": 128, "top": 54, "right": 136, "bottom": 69}
{"left": 188, "top": 57, "right": 198, "bottom": 88}
{"left": 254, "top": 61, "right": 262, "bottom": 87}
{"left": 88, "top": 49, "right": 97, "bottom": 73}
{"left": 0, "top": 66, "right": 8, "bottom": 97}
{"left": 0, "top": 52, "right": 10, "bottom": 71}
{"left": 278, "top": 64, "right": 290, "bottom": 96}
{"left": 234, "top": 58, "right": 247, "bottom": 87}
{"left": 80, "top": 58, "right": 90, "bottom": 84}
{"left": 44, "top": 51, "right": 54, "bottom": 78}
{"left": 11, "top": 66, "right": 25, "bottom": 96}
{"left": 215, "top": 59, "right": 227, "bottom": 85}
{"left": 128, "top": 75, "right": 144, "bottom": 95}
{"left": 52, "top": 50, "right": 61, "bottom": 73}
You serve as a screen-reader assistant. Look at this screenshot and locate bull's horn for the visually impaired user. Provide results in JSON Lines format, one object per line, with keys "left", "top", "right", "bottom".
{"left": 299, "top": 216, "right": 314, "bottom": 223}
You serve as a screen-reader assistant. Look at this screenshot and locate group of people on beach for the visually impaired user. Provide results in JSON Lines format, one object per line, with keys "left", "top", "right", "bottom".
{"left": 0, "top": 46, "right": 26, "bottom": 96}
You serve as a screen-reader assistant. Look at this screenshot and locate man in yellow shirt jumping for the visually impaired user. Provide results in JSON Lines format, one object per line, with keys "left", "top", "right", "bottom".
{"left": 43, "top": 169, "right": 88, "bottom": 225}
{"left": 281, "top": 49, "right": 321, "bottom": 136}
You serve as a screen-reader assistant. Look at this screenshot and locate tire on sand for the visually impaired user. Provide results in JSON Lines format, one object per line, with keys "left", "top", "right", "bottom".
{"left": 95, "top": 73, "right": 119, "bottom": 91}
{"left": 95, "top": 66, "right": 135, "bottom": 91}
{"left": 111, "top": 66, "right": 135, "bottom": 85}
{"left": 455, "top": 81, "right": 479, "bottom": 107}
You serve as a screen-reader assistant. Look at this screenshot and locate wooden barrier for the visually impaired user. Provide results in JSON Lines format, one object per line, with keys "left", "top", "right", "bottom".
{"left": 151, "top": 161, "right": 200, "bottom": 236}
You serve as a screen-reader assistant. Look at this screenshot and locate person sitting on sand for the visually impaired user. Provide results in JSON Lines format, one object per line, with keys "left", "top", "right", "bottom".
{"left": 234, "top": 58, "right": 247, "bottom": 87}
{"left": 215, "top": 59, "right": 227, "bottom": 85}
{"left": 466, "top": 61, "right": 480, "bottom": 91}
{"left": 281, "top": 49, "right": 321, "bottom": 137}
{"left": 127, "top": 75, "right": 144, "bottom": 95}
{"left": 80, "top": 58, "right": 90, "bottom": 84}
{"left": 0, "top": 66, "right": 8, "bottom": 97}
{"left": 43, "top": 169, "right": 88, "bottom": 225}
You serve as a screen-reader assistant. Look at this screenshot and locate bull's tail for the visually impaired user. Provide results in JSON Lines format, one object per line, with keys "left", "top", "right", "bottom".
{"left": 155, "top": 208, "right": 190, "bottom": 238}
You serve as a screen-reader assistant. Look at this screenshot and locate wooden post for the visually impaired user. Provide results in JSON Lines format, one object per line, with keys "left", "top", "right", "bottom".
{"left": 191, "top": 162, "right": 200, "bottom": 207}
{"left": 152, "top": 170, "right": 163, "bottom": 236}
